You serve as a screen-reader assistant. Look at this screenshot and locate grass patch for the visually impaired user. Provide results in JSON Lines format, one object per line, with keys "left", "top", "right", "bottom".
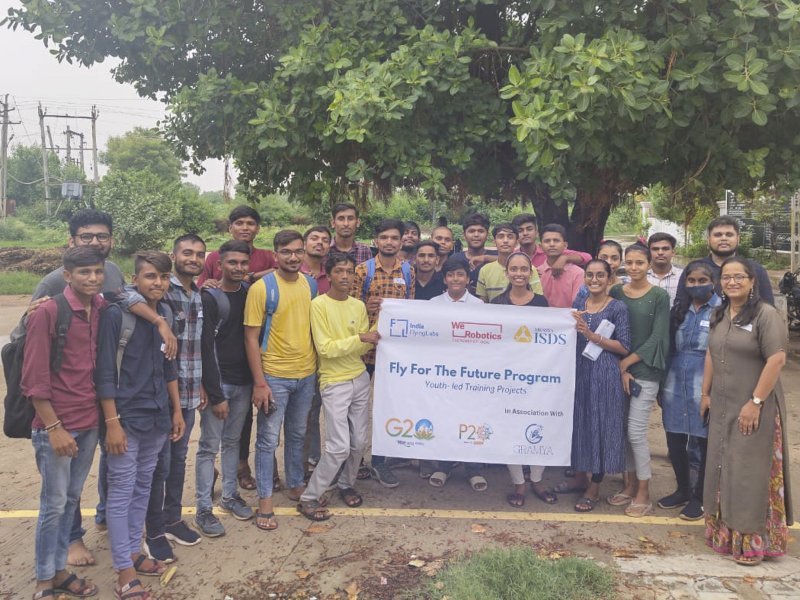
{"left": 0, "top": 271, "right": 41, "bottom": 296}
{"left": 427, "top": 547, "right": 616, "bottom": 600}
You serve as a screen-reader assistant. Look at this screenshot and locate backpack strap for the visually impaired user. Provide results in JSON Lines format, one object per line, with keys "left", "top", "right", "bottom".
{"left": 400, "top": 261, "right": 413, "bottom": 299}
{"left": 116, "top": 310, "right": 137, "bottom": 377}
{"left": 205, "top": 288, "right": 230, "bottom": 337}
{"left": 303, "top": 273, "right": 318, "bottom": 298}
{"left": 361, "top": 258, "right": 376, "bottom": 301}
{"left": 260, "top": 272, "right": 280, "bottom": 353}
{"left": 50, "top": 294, "right": 73, "bottom": 373}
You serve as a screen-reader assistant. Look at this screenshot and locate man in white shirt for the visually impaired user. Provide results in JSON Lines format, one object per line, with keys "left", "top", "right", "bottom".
{"left": 431, "top": 257, "right": 484, "bottom": 304}
{"left": 647, "top": 232, "right": 683, "bottom": 305}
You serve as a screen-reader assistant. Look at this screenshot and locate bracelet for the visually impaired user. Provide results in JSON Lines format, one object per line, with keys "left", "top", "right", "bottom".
{"left": 105, "top": 415, "right": 121, "bottom": 423}
{"left": 44, "top": 419, "right": 62, "bottom": 432}
{"left": 152, "top": 315, "right": 166, "bottom": 324}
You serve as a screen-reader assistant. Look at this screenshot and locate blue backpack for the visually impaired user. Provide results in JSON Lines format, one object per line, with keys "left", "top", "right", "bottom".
{"left": 203, "top": 283, "right": 250, "bottom": 337}
{"left": 361, "top": 258, "right": 413, "bottom": 300}
{"left": 260, "top": 272, "right": 317, "bottom": 352}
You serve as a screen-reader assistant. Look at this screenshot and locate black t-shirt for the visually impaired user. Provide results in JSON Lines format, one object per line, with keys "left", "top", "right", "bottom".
{"left": 490, "top": 290, "right": 549, "bottom": 307}
{"left": 200, "top": 286, "right": 252, "bottom": 404}
{"left": 415, "top": 271, "right": 446, "bottom": 300}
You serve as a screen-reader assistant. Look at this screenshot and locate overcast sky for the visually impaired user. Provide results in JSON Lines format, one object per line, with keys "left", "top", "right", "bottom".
{"left": 0, "top": 0, "right": 227, "bottom": 192}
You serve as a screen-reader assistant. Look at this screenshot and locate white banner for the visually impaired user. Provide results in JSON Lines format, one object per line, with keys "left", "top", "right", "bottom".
{"left": 372, "top": 299, "right": 577, "bottom": 465}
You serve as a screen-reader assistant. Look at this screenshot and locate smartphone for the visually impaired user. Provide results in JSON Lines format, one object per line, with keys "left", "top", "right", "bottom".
{"left": 629, "top": 380, "right": 642, "bottom": 397}
{"left": 703, "top": 410, "right": 710, "bottom": 427}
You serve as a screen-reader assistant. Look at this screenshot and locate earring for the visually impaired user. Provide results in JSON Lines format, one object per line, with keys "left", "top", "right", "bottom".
{"left": 749, "top": 288, "right": 754, "bottom": 300}
{"left": 721, "top": 291, "right": 726, "bottom": 301}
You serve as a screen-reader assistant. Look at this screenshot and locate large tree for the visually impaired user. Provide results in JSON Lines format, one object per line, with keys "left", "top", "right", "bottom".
{"left": 8, "top": 0, "right": 800, "bottom": 249}
{"left": 102, "top": 127, "right": 184, "bottom": 184}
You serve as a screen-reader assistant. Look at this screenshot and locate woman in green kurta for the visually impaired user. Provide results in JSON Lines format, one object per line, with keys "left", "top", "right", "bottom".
{"left": 608, "top": 244, "right": 670, "bottom": 517}
{"left": 702, "top": 257, "right": 792, "bottom": 566}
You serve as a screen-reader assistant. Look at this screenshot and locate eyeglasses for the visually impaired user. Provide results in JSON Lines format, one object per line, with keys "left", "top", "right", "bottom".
{"left": 720, "top": 274, "right": 751, "bottom": 283}
{"left": 277, "top": 249, "right": 306, "bottom": 257}
{"left": 75, "top": 233, "right": 111, "bottom": 243}
{"left": 585, "top": 273, "right": 608, "bottom": 280}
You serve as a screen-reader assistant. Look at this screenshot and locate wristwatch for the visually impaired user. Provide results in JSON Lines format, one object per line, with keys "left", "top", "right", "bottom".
{"left": 751, "top": 396, "right": 764, "bottom": 407}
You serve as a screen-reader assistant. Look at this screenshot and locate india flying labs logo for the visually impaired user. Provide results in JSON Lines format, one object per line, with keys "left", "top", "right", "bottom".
{"left": 514, "top": 325, "right": 532, "bottom": 343}
{"left": 385, "top": 418, "right": 435, "bottom": 441}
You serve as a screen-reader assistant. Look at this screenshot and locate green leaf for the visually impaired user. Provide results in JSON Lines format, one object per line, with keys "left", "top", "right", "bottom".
{"left": 752, "top": 108, "right": 768, "bottom": 126}
{"left": 508, "top": 64, "right": 521, "bottom": 86}
{"left": 749, "top": 80, "right": 769, "bottom": 95}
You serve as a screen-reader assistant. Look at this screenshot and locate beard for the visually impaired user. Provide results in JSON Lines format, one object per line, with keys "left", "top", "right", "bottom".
{"left": 712, "top": 246, "right": 736, "bottom": 258}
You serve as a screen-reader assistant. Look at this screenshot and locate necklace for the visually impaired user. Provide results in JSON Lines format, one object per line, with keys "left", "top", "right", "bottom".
{"left": 585, "top": 296, "right": 610, "bottom": 329}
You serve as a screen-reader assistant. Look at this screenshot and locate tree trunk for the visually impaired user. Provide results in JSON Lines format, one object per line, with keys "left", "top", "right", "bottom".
{"left": 567, "top": 187, "right": 617, "bottom": 253}
{"left": 529, "top": 182, "right": 569, "bottom": 231}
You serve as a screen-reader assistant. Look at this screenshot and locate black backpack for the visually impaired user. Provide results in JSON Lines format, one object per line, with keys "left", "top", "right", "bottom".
{"left": 2, "top": 295, "right": 73, "bottom": 439}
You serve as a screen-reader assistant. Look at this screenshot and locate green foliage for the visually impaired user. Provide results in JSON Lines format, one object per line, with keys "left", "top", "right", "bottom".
{"left": 7, "top": 144, "right": 61, "bottom": 206}
{"left": 93, "top": 170, "right": 181, "bottom": 254}
{"left": 605, "top": 195, "right": 645, "bottom": 236}
{"left": 678, "top": 203, "right": 719, "bottom": 258}
{"left": 0, "top": 220, "right": 29, "bottom": 242}
{"left": 102, "top": 127, "right": 184, "bottom": 184}
{"left": 175, "top": 184, "right": 218, "bottom": 236}
{"left": 256, "top": 194, "right": 312, "bottom": 228}
{"left": 0, "top": 270, "right": 42, "bottom": 295}
{"left": 428, "top": 548, "right": 616, "bottom": 600}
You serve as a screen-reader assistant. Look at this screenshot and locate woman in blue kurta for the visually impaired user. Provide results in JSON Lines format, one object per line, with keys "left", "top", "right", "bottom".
{"left": 658, "top": 261, "right": 719, "bottom": 521}
{"left": 556, "top": 259, "right": 631, "bottom": 512}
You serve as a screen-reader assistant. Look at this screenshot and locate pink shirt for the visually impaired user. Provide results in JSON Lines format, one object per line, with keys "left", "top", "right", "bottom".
{"left": 520, "top": 245, "right": 592, "bottom": 269}
{"left": 198, "top": 247, "right": 277, "bottom": 284}
{"left": 537, "top": 262, "right": 585, "bottom": 308}
{"left": 300, "top": 263, "right": 330, "bottom": 294}
{"left": 21, "top": 286, "right": 107, "bottom": 431}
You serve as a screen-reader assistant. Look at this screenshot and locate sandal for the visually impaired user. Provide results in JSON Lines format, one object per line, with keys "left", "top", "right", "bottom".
{"left": 53, "top": 573, "right": 98, "bottom": 598}
{"left": 419, "top": 462, "right": 434, "bottom": 479}
{"left": 429, "top": 471, "right": 449, "bottom": 487}
{"left": 339, "top": 487, "right": 363, "bottom": 508}
{"left": 469, "top": 475, "right": 488, "bottom": 492}
{"left": 506, "top": 493, "right": 525, "bottom": 508}
{"left": 531, "top": 483, "right": 557, "bottom": 504}
{"left": 607, "top": 492, "right": 633, "bottom": 506}
{"left": 114, "top": 578, "right": 150, "bottom": 600}
{"left": 552, "top": 480, "right": 587, "bottom": 495}
{"left": 237, "top": 465, "right": 256, "bottom": 491}
{"left": 273, "top": 475, "right": 282, "bottom": 492}
{"left": 133, "top": 554, "right": 166, "bottom": 578}
{"left": 734, "top": 555, "right": 764, "bottom": 567}
{"left": 32, "top": 590, "right": 55, "bottom": 600}
{"left": 624, "top": 502, "right": 653, "bottom": 518}
{"left": 574, "top": 497, "right": 599, "bottom": 513}
{"left": 255, "top": 511, "right": 278, "bottom": 531}
{"left": 296, "top": 500, "right": 331, "bottom": 521}
{"left": 287, "top": 486, "right": 306, "bottom": 502}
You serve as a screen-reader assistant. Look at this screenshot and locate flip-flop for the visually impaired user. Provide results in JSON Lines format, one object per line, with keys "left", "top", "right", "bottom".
{"left": 296, "top": 501, "right": 331, "bottom": 521}
{"left": 32, "top": 590, "right": 55, "bottom": 600}
{"left": 133, "top": 555, "right": 166, "bottom": 578}
{"left": 339, "top": 487, "right": 363, "bottom": 507}
{"left": 734, "top": 555, "right": 764, "bottom": 566}
{"left": 53, "top": 573, "right": 98, "bottom": 598}
{"left": 237, "top": 469, "right": 256, "bottom": 491}
{"left": 469, "top": 475, "right": 488, "bottom": 492}
{"left": 607, "top": 492, "right": 633, "bottom": 506}
{"left": 532, "top": 484, "right": 557, "bottom": 504}
{"left": 552, "top": 480, "right": 587, "bottom": 494}
{"left": 255, "top": 511, "right": 278, "bottom": 531}
{"left": 114, "top": 578, "right": 150, "bottom": 600}
{"left": 506, "top": 493, "right": 525, "bottom": 508}
{"left": 429, "top": 471, "right": 449, "bottom": 487}
{"left": 624, "top": 502, "right": 653, "bottom": 517}
{"left": 574, "top": 497, "right": 599, "bottom": 513}
{"left": 357, "top": 464, "right": 372, "bottom": 480}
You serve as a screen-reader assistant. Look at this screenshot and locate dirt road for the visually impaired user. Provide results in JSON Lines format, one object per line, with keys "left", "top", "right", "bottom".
{"left": 0, "top": 295, "right": 798, "bottom": 599}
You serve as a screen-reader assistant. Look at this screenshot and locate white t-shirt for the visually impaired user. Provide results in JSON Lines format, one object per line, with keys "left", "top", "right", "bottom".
{"left": 431, "top": 291, "right": 484, "bottom": 304}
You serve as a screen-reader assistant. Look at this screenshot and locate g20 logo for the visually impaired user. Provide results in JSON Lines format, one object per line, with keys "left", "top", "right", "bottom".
{"left": 385, "top": 418, "right": 435, "bottom": 440}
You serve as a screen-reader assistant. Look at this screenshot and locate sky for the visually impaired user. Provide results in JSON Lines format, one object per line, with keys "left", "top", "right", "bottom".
{"left": 0, "top": 0, "right": 227, "bottom": 192}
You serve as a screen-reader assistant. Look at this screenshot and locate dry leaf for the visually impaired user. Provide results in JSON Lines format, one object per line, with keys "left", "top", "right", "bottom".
{"left": 345, "top": 581, "right": 360, "bottom": 600}
{"left": 306, "top": 523, "right": 333, "bottom": 534}
{"left": 295, "top": 569, "right": 311, "bottom": 580}
{"left": 408, "top": 559, "right": 427, "bottom": 568}
{"left": 743, "top": 576, "right": 756, "bottom": 584}
{"left": 160, "top": 565, "right": 177, "bottom": 587}
{"left": 434, "top": 582, "right": 445, "bottom": 590}
{"left": 548, "top": 551, "right": 566, "bottom": 560}
{"left": 470, "top": 523, "right": 487, "bottom": 533}
{"left": 612, "top": 549, "right": 638, "bottom": 559}
{"left": 422, "top": 560, "right": 444, "bottom": 577}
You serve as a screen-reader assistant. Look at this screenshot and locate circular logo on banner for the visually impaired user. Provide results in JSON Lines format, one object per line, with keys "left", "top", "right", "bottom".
{"left": 525, "top": 424, "right": 544, "bottom": 445}
{"left": 414, "top": 419, "right": 435, "bottom": 440}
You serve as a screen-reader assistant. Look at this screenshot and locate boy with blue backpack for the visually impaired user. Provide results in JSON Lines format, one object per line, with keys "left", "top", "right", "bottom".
{"left": 244, "top": 230, "right": 318, "bottom": 531}
{"left": 195, "top": 240, "right": 254, "bottom": 536}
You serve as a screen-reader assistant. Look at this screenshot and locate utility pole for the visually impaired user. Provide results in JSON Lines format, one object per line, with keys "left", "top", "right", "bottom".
{"left": 46, "top": 125, "right": 55, "bottom": 152}
{"left": 0, "top": 95, "right": 12, "bottom": 220}
{"left": 38, "top": 103, "right": 51, "bottom": 217}
{"left": 65, "top": 125, "right": 72, "bottom": 164}
{"left": 91, "top": 105, "right": 99, "bottom": 184}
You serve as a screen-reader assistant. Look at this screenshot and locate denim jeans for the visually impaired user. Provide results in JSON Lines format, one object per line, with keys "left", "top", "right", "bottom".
{"left": 95, "top": 442, "right": 108, "bottom": 525}
{"left": 255, "top": 373, "right": 316, "bottom": 499}
{"left": 146, "top": 408, "right": 195, "bottom": 538}
{"left": 196, "top": 383, "right": 253, "bottom": 512}
{"left": 305, "top": 385, "right": 322, "bottom": 463}
{"left": 106, "top": 427, "right": 167, "bottom": 570}
{"left": 33, "top": 428, "right": 98, "bottom": 581}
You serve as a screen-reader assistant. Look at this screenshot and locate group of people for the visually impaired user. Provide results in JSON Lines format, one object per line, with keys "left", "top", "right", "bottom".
{"left": 16, "top": 203, "right": 792, "bottom": 599}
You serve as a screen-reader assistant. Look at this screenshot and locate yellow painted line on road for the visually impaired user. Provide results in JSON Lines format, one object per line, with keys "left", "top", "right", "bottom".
{"left": 1, "top": 506, "right": 797, "bottom": 529}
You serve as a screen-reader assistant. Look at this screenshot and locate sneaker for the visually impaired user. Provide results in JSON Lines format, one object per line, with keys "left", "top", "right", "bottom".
{"left": 143, "top": 535, "right": 176, "bottom": 563}
{"left": 657, "top": 490, "right": 690, "bottom": 509}
{"left": 370, "top": 463, "right": 400, "bottom": 488}
{"left": 219, "top": 494, "right": 254, "bottom": 521}
{"left": 194, "top": 510, "right": 225, "bottom": 537}
{"left": 165, "top": 520, "right": 202, "bottom": 546}
{"left": 679, "top": 499, "right": 704, "bottom": 521}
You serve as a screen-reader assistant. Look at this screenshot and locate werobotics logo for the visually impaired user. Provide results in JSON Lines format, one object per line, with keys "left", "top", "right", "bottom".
{"left": 459, "top": 423, "right": 493, "bottom": 446}
{"left": 451, "top": 321, "right": 503, "bottom": 344}
{"left": 512, "top": 423, "right": 554, "bottom": 456}
{"left": 385, "top": 418, "right": 435, "bottom": 447}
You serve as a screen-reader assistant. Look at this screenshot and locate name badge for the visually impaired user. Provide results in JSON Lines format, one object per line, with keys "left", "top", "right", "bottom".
{"left": 393, "top": 277, "right": 407, "bottom": 286}
{"left": 700, "top": 320, "right": 710, "bottom": 328}
{"left": 736, "top": 323, "right": 753, "bottom": 332}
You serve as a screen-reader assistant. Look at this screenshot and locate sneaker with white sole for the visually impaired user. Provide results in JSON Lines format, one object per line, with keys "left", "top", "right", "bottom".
{"left": 165, "top": 520, "right": 202, "bottom": 546}
{"left": 143, "top": 535, "right": 176, "bottom": 563}
{"left": 370, "top": 463, "right": 399, "bottom": 488}
{"left": 194, "top": 510, "right": 225, "bottom": 537}
{"left": 219, "top": 494, "right": 254, "bottom": 521}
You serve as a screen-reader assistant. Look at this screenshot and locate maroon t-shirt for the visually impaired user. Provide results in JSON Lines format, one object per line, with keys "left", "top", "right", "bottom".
{"left": 198, "top": 247, "right": 277, "bottom": 285}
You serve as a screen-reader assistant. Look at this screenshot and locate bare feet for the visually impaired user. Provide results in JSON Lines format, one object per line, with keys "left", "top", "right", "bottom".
{"left": 67, "top": 539, "right": 95, "bottom": 567}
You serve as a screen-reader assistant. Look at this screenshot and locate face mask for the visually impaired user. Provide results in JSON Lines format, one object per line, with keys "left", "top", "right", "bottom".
{"left": 686, "top": 284, "right": 713, "bottom": 301}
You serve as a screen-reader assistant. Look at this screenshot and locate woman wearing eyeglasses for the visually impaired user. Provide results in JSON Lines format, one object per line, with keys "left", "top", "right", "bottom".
{"left": 702, "top": 257, "right": 792, "bottom": 566}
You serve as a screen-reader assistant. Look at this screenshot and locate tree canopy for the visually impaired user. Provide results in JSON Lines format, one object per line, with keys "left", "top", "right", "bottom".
{"left": 102, "top": 127, "right": 184, "bottom": 184}
{"left": 8, "top": 0, "right": 800, "bottom": 249}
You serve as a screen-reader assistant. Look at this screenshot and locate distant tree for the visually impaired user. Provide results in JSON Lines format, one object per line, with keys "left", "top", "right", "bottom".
{"left": 101, "top": 127, "right": 184, "bottom": 184}
{"left": 7, "top": 144, "right": 60, "bottom": 206}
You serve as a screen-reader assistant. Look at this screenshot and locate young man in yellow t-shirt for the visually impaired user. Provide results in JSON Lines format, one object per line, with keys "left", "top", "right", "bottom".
{"left": 297, "top": 253, "right": 379, "bottom": 521}
{"left": 243, "top": 230, "right": 317, "bottom": 531}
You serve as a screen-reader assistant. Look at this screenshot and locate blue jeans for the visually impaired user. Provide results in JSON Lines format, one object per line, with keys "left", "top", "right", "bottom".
{"left": 95, "top": 442, "right": 107, "bottom": 526}
{"left": 106, "top": 427, "right": 167, "bottom": 570}
{"left": 306, "top": 385, "right": 322, "bottom": 463}
{"left": 255, "top": 373, "right": 316, "bottom": 499}
{"left": 196, "top": 383, "right": 253, "bottom": 512}
{"left": 33, "top": 428, "right": 98, "bottom": 581}
{"left": 146, "top": 408, "right": 195, "bottom": 538}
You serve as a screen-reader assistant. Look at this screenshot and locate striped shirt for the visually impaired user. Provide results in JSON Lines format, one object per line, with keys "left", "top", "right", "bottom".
{"left": 165, "top": 274, "right": 204, "bottom": 409}
{"left": 330, "top": 239, "right": 374, "bottom": 264}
